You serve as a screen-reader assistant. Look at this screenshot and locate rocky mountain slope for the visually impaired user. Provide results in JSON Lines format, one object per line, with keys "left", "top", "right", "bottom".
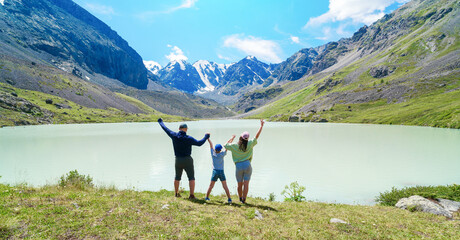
{"left": 219, "top": 56, "right": 274, "bottom": 95}
{"left": 0, "top": 0, "right": 234, "bottom": 126}
{"left": 238, "top": 0, "right": 459, "bottom": 128}
{"left": 0, "top": 0, "right": 148, "bottom": 89}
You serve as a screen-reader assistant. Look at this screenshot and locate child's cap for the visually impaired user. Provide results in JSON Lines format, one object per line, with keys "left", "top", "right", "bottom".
{"left": 215, "top": 144, "right": 223, "bottom": 152}
{"left": 241, "top": 131, "right": 249, "bottom": 140}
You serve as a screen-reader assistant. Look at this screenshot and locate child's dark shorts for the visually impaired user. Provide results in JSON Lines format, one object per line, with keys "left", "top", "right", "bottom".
{"left": 211, "top": 169, "right": 226, "bottom": 181}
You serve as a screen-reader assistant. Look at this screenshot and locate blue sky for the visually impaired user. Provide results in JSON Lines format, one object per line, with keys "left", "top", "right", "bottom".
{"left": 73, "top": 0, "right": 409, "bottom": 66}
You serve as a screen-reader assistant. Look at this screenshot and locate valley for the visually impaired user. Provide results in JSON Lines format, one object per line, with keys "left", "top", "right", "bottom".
{"left": 0, "top": 0, "right": 458, "bottom": 128}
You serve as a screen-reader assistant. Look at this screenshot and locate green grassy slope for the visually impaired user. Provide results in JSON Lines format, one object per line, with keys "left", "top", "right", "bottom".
{"left": 0, "top": 83, "right": 186, "bottom": 127}
{"left": 1, "top": 184, "right": 458, "bottom": 239}
{"left": 245, "top": 0, "right": 460, "bottom": 128}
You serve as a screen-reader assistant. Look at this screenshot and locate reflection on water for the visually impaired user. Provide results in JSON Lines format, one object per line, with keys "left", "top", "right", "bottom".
{"left": 1, "top": 120, "right": 459, "bottom": 205}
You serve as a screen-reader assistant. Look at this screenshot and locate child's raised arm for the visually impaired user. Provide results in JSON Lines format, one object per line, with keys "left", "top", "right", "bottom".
{"left": 207, "top": 138, "right": 214, "bottom": 150}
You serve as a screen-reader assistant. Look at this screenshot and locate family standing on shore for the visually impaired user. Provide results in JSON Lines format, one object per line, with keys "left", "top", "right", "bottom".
{"left": 157, "top": 118, "right": 264, "bottom": 204}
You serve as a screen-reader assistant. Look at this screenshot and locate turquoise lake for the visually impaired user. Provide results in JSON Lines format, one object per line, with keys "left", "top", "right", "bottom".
{"left": 1, "top": 120, "right": 459, "bottom": 205}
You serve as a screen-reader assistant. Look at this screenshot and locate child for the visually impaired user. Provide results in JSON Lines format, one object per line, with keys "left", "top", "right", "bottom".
{"left": 205, "top": 138, "right": 232, "bottom": 203}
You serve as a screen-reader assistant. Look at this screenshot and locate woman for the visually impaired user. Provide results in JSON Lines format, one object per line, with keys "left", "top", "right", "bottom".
{"left": 225, "top": 119, "right": 264, "bottom": 204}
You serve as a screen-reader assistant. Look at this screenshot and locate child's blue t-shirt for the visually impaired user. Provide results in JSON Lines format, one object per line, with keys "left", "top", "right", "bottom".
{"left": 211, "top": 148, "right": 227, "bottom": 170}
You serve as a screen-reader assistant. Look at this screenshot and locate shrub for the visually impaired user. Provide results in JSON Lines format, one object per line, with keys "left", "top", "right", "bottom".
{"left": 268, "top": 192, "right": 276, "bottom": 202}
{"left": 375, "top": 184, "right": 460, "bottom": 206}
{"left": 281, "top": 181, "right": 306, "bottom": 202}
{"left": 59, "top": 170, "right": 93, "bottom": 190}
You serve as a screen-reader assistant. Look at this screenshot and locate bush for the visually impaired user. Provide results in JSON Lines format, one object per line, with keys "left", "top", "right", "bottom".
{"left": 375, "top": 184, "right": 460, "bottom": 206}
{"left": 268, "top": 192, "right": 276, "bottom": 202}
{"left": 281, "top": 181, "right": 306, "bottom": 202}
{"left": 59, "top": 170, "right": 94, "bottom": 190}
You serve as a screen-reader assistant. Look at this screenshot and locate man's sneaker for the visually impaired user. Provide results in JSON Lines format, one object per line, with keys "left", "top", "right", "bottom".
{"left": 175, "top": 193, "right": 181, "bottom": 198}
{"left": 228, "top": 198, "right": 232, "bottom": 204}
{"left": 205, "top": 197, "right": 210, "bottom": 201}
{"left": 188, "top": 194, "right": 196, "bottom": 200}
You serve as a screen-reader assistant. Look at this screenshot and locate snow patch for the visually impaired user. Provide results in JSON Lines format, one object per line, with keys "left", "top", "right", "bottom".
{"left": 143, "top": 60, "right": 162, "bottom": 75}
{"left": 193, "top": 60, "right": 215, "bottom": 91}
{"left": 246, "top": 65, "right": 264, "bottom": 83}
{"left": 176, "top": 60, "right": 186, "bottom": 71}
{"left": 245, "top": 55, "right": 256, "bottom": 60}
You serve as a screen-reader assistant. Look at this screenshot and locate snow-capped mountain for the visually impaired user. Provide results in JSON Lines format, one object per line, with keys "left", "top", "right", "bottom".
{"left": 152, "top": 56, "right": 273, "bottom": 95}
{"left": 193, "top": 60, "right": 231, "bottom": 93}
{"left": 143, "top": 60, "right": 162, "bottom": 75}
{"left": 219, "top": 56, "right": 273, "bottom": 95}
{"left": 157, "top": 60, "right": 204, "bottom": 93}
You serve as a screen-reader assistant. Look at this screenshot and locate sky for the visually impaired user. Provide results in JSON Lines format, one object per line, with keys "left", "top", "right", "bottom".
{"left": 72, "top": 0, "right": 410, "bottom": 67}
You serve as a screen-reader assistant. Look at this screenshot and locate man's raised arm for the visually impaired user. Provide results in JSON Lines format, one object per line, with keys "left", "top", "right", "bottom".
{"left": 157, "top": 118, "right": 174, "bottom": 138}
{"left": 190, "top": 133, "right": 210, "bottom": 146}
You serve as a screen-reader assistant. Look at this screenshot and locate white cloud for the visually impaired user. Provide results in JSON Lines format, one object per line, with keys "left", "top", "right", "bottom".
{"left": 217, "top": 54, "right": 232, "bottom": 61}
{"left": 84, "top": 3, "right": 115, "bottom": 16}
{"left": 304, "top": 0, "right": 410, "bottom": 28}
{"left": 136, "top": 0, "right": 198, "bottom": 21}
{"left": 290, "top": 36, "right": 300, "bottom": 44}
{"left": 165, "top": 45, "right": 188, "bottom": 62}
{"left": 222, "top": 34, "right": 283, "bottom": 63}
{"left": 172, "top": 0, "right": 198, "bottom": 11}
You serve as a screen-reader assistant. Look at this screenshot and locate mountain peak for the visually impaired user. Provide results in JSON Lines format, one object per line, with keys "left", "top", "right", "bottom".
{"left": 245, "top": 55, "right": 257, "bottom": 61}
{"left": 194, "top": 60, "right": 211, "bottom": 66}
{"left": 143, "top": 60, "right": 162, "bottom": 75}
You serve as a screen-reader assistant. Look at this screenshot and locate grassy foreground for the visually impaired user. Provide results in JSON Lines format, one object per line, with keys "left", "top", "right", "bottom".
{"left": 1, "top": 184, "right": 459, "bottom": 239}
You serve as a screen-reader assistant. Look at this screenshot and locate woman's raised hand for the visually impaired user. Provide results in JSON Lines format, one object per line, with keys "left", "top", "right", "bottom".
{"left": 255, "top": 120, "right": 264, "bottom": 139}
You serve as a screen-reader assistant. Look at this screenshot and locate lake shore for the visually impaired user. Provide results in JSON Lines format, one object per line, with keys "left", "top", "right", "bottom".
{"left": 1, "top": 183, "right": 459, "bottom": 239}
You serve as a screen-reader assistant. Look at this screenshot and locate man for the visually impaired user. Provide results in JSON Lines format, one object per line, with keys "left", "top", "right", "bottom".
{"left": 157, "top": 118, "right": 210, "bottom": 199}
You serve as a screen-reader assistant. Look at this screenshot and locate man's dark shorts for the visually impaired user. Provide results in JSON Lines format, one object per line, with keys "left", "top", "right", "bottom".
{"left": 175, "top": 156, "right": 195, "bottom": 181}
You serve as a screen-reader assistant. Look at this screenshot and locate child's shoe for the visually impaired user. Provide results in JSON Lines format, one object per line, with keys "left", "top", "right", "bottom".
{"left": 205, "top": 197, "right": 210, "bottom": 201}
{"left": 228, "top": 198, "right": 232, "bottom": 204}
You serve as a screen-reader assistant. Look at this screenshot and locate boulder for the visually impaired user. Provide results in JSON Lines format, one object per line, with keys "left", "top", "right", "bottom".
{"left": 437, "top": 198, "right": 460, "bottom": 212}
{"left": 54, "top": 103, "right": 72, "bottom": 109}
{"left": 369, "top": 65, "right": 396, "bottom": 78}
{"left": 330, "top": 218, "right": 348, "bottom": 224}
{"left": 254, "top": 209, "right": 263, "bottom": 220}
{"left": 395, "top": 195, "right": 453, "bottom": 218}
{"left": 288, "top": 116, "right": 300, "bottom": 122}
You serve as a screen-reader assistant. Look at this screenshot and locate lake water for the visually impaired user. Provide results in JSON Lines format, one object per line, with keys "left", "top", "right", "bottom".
{"left": 1, "top": 120, "right": 459, "bottom": 205}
